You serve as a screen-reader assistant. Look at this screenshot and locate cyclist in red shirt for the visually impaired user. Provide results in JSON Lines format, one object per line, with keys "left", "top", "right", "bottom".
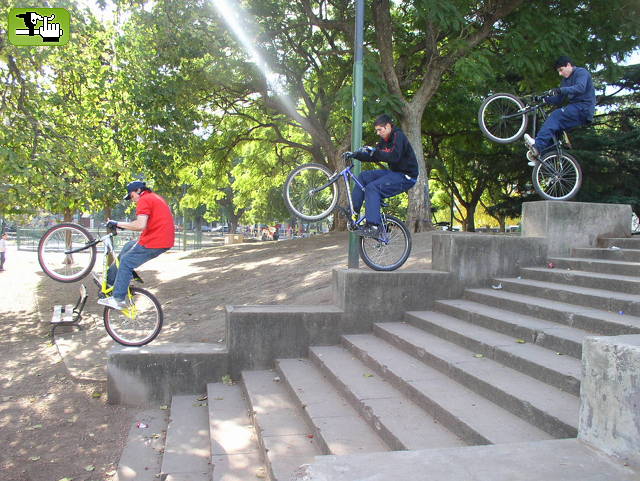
{"left": 98, "top": 181, "right": 175, "bottom": 310}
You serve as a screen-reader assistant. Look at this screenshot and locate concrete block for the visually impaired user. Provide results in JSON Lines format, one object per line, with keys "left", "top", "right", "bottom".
{"left": 226, "top": 305, "right": 343, "bottom": 376}
{"left": 107, "top": 343, "right": 229, "bottom": 406}
{"left": 579, "top": 334, "right": 640, "bottom": 467}
{"left": 432, "top": 233, "right": 546, "bottom": 288}
{"left": 223, "top": 234, "right": 244, "bottom": 245}
{"left": 522, "top": 201, "right": 631, "bottom": 256}
{"left": 332, "top": 268, "right": 456, "bottom": 323}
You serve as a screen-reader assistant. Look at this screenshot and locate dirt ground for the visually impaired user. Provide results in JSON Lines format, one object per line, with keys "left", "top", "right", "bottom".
{"left": 0, "top": 231, "right": 433, "bottom": 481}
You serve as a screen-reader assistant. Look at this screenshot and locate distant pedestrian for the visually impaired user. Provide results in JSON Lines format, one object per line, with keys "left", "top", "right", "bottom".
{"left": 0, "top": 233, "right": 7, "bottom": 271}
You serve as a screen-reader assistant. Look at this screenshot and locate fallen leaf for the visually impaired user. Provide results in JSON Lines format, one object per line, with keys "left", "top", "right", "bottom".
{"left": 91, "top": 392, "right": 102, "bottom": 399}
{"left": 515, "top": 339, "right": 526, "bottom": 344}
{"left": 363, "top": 373, "right": 374, "bottom": 378}
{"left": 85, "top": 465, "right": 96, "bottom": 472}
{"left": 159, "top": 405, "right": 169, "bottom": 410}
{"left": 473, "top": 354, "right": 484, "bottom": 358}
{"left": 197, "top": 394, "right": 208, "bottom": 402}
{"left": 29, "top": 456, "right": 41, "bottom": 461}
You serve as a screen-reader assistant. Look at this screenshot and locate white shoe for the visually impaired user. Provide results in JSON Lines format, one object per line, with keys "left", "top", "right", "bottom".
{"left": 523, "top": 134, "right": 540, "bottom": 158}
{"left": 524, "top": 133, "right": 535, "bottom": 147}
{"left": 97, "top": 296, "right": 129, "bottom": 310}
{"left": 526, "top": 150, "right": 539, "bottom": 167}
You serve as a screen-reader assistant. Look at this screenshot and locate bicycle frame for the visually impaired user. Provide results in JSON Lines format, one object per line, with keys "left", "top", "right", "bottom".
{"left": 513, "top": 98, "right": 570, "bottom": 156}
{"left": 315, "top": 162, "right": 392, "bottom": 242}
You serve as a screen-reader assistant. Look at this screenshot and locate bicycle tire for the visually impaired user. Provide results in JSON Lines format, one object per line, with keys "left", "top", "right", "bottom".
{"left": 532, "top": 152, "right": 582, "bottom": 201}
{"left": 103, "top": 286, "right": 163, "bottom": 346}
{"left": 284, "top": 163, "right": 339, "bottom": 221}
{"left": 478, "top": 93, "right": 528, "bottom": 143}
{"left": 358, "top": 214, "right": 411, "bottom": 271}
{"left": 38, "top": 223, "right": 97, "bottom": 282}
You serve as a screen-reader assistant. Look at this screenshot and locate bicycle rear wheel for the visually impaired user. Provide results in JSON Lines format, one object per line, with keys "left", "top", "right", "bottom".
{"left": 38, "top": 223, "right": 97, "bottom": 282}
{"left": 359, "top": 214, "right": 411, "bottom": 271}
{"left": 478, "top": 93, "right": 528, "bottom": 143}
{"left": 532, "top": 152, "right": 582, "bottom": 201}
{"left": 103, "top": 286, "right": 163, "bottom": 346}
{"left": 284, "top": 163, "right": 339, "bottom": 221}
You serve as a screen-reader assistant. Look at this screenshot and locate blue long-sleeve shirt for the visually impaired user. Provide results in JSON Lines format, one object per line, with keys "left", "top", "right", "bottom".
{"left": 546, "top": 66, "right": 596, "bottom": 121}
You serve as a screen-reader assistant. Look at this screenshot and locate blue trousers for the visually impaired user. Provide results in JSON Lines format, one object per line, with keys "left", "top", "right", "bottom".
{"left": 534, "top": 104, "right": 588, "bottom": 155}
{"left": 351, "top": 170, "right": 416, "bottom": 225}
{"left": 113, "top": 241, "right": 168, "bottom": 300}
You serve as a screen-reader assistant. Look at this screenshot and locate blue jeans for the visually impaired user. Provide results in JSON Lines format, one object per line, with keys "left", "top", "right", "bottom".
{"left": 113, "top": 241, "right": 169, "bottom": 301}
{"left": 351, "top": 170, "right": 417, "bottom": 225}
{"left": 534, "top": 104, "right": 588, "bottom": 155}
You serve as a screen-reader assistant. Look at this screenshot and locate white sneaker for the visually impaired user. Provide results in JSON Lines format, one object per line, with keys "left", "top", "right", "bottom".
{"left": 526, "top": 150, "right": 539, "bottom": 167}
{"left": 523, "top": 133, "right": 540, "bottom": 158}
{"left": 97, "top": 296, "right": 129, "bottom": 310}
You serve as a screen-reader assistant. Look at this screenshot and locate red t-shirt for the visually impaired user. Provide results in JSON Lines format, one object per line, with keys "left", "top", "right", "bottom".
{"left": 136, "top": 191, "right": 175, "bottom": 248}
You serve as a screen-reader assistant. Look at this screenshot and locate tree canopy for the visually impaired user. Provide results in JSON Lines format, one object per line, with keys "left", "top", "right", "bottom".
{"left": 1, "top": 0, "right": 638, "bottom": 232}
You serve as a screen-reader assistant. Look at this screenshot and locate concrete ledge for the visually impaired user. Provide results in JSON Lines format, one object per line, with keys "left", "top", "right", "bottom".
{"left": 432, "top": 233, "right": 546, "bottom": 290}
{"left": 226, "top": 305, "right": 344, "bottom": 377}
{"left": 107, "top": 343, "right": 228, "bottom": 406}
{"left": 522, "top": 201, "right": 631, "bottom": 256}
{"left": 579, "top": 334, "right": 640, "bottom": 467}
{"left": 333, "top": 268, "right": 456, "bottom": 323}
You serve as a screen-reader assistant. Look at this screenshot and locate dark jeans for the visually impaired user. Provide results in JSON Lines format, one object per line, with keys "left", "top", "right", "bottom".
{"left": 0, "top": 252, "right": 4, "bottom": 269}
{"left": 113, "top": 241, "right": 169, "bottom": 301}
{"left": 351, "top": 170, "right": 417, "bottom": 225}
{"left": 534, "top": 103, "right": 589, "bottom": 155}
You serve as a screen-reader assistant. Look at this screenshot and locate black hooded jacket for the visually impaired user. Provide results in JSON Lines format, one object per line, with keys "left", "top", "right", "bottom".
{"left": 352, "top": 127, "right": 419, "bottom": 179}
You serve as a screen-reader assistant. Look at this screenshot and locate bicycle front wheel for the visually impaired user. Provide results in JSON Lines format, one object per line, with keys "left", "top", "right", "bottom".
{"left": 478, "top": 93, "right": 528, "bottom": 143}
{"left": 532, "top": 152, "right": 582, "bottom": 201}
{"left": 103, "top": 287, "right": 163, "bottom": 346}
{"left": 38, "top": 223, "right": 97, "bottom": 282}
{"left": 359, "top": 214, "right": 412, "bottom": 271}
{"left": 284, "top": 163, "right": 339, "bottom": 221}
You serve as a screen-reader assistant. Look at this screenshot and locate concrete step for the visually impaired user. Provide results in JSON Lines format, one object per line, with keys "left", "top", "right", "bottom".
{"left": 572, "top": 246, "right": 640, "bottom": 262}
{"left": 369, "top": 323, "right": 578, "bottom": 438}
{"left": 116, "top": 409, "right": 167, "bottom": 481}
{"left": 207, "top": 382, "right": 265, "bottom": 481}
{"left": 275, "top": 358, "right": 393, "bottom": 453}
{"left": 496, "top": 276, "right": 640, "bottom": 317}
{"left": 433, "top": 298, "right": 587, "bottom": 358}
{"left": 292, "top": 438, "right": 640, "bottom": 481}
{"left": 302, "top": 348, "right": 464, "bottom": 451}
{"left": 161, "top": 395, "right": 212, "bottom": 481}
{"left": 404, "top": 310, "right": 582, "bottom": 395}
{"left": 241, "top": 370, "right": 320, "bottom": 481}
{"left": 464, "top": 288, "right": 640, "bottom": 336}
{"left": 548, "top": 256, "right": 640, "bottom": 277}
{"left": 340, "top": 331, "right": 560, "bottom": 443}
{"left": 521, "top": 266, "right": 640, "bottom": 294}
{"left": 598, "top": 236, "right": 640, "bottom": 249}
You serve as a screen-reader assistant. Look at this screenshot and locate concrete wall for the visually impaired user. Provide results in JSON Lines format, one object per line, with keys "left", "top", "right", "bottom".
{"left": 522, "top": 201, "right": 631, "bottom": 256}
{"left": 333, "top": 268, "right": 456, "bottom": 324}
{"left": 432, "top": 233, "right": 547, "bottom": 291}
{"left": 578, "top": 334, "right": 640, "bottom": 467}
{"left": 108, "top": 343, "right": 228, "bottom": 406}
{"left": 226, "top": 305, "right": 344, "bottom": 377}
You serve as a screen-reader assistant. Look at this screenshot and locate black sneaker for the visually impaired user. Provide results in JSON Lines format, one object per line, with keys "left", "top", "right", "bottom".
{"left": 356, "top": 224, "right": 381, "bottom": 238}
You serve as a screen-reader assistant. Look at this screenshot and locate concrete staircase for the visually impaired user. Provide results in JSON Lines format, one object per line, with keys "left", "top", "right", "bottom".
{"left": 144, "top": 237, "right": 640, "bottom": 480}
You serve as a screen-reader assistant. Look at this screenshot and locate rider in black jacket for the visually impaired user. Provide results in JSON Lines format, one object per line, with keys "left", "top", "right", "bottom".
{"left": 349, "top": 114, "right": 419, "bottom": 237}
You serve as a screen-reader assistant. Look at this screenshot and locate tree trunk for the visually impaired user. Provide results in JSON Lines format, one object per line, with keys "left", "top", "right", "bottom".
{"left": 402, "top": 112, "right": 432, "bottom": 233}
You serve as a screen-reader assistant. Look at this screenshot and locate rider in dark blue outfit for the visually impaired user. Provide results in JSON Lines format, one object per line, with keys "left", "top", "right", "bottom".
{"left": 349, "top": 114, "right": 418, "bottom": 237}
{"left": 524, "top": 56, "right": 596, "bottom": 163}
